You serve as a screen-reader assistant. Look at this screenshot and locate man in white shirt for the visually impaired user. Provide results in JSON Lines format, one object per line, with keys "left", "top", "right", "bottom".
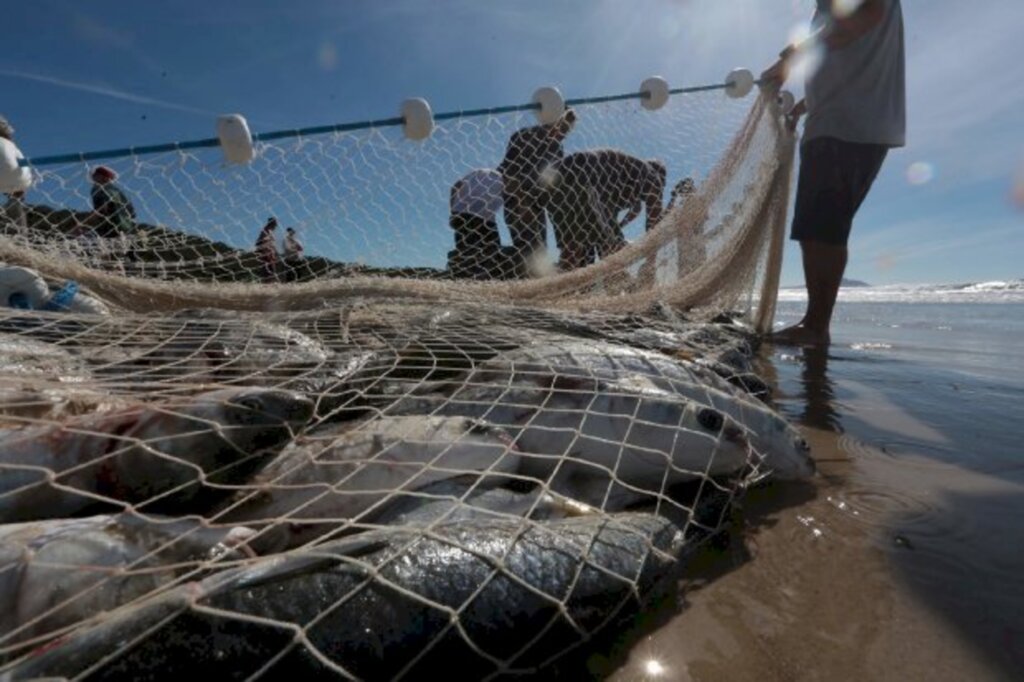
{"left": 762, "top": 0, "right": 905, "bottom": 346}
{"left": 0, "top": 115, "right": 32, "bottom": 233}
{"left": 448, "top": 168, "right": 507, "bottom": 278}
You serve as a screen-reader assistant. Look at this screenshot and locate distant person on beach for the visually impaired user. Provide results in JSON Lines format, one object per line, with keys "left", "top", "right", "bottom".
{"left": 282, "top": 227, "right": 304, "bottom": 282}
{"left": 255, "top": 217, "right": 279, "bottom": 283}
{"left": 761, "top": 0, "right": 905, "bottom": 346}
{"left": 89, "top": 166, "right": 136, "bottom": 236}
{"left": 546, "top": 149, "right": 666, "bottom": 270}
{"left": 447, "top": 167, "right": 507, "bottom": 278}
{"left": 497, "top": 108, "right": 577, "bottom": 267}
{"left": 0, "top": 115, "right": 31, "bottom": 233}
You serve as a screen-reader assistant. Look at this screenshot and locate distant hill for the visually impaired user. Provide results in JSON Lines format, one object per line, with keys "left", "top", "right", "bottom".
{"left": 7, "top": 203, "right": 447, "bottom": 284}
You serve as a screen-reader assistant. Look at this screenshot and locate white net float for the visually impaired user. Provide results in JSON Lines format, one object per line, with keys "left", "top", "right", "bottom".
{"left": 532, "top": 86, "right": 566, "bottom": 125}
{"left": 401, "top": 98, "right": 435, "bottom": 141}
{"left": 0, "top": 264, "right": 49, "bottom": 309}
{"left": 640, "top": 76, "right": 670, "bottom": 111}
{"left": 725, "top": 68, "right": 755, "bottom": 99}
{"left": 0, "top": 137, "right": 32, "bottom": 194}
{"left": 217, "top": 114, "right": 256, "bottom": 165}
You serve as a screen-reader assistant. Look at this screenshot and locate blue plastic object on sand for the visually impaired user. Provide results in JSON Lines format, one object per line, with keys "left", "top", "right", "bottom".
{"left": 42, "top": 281, "right": 79, "bottom": 312}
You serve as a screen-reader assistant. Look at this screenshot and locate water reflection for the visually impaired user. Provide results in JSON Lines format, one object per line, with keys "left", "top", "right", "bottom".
{"left": 798, "top": 346, "right": 842, "bottom": 432}
{"left": 758, "top": 343, "right": 842, "bottom": 433}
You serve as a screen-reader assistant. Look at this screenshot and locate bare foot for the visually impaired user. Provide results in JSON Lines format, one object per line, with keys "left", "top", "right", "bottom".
{"left": 767, "top": 324, "right": 830, "bottom": 347}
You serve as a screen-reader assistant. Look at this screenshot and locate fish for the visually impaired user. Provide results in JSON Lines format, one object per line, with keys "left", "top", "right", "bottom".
{"left": 0, "top": 334, "right": 90, "bottom": 382}
{"left": 219, "top": 415, "right": 523, "bottom": 550}
{"left": 0, "top": 513, "right": 255, "bottom": 650}
{"left": 91, "top": 308, "right": 335, "bottom": 388}
{"left": 365, "top": 477, "right": 570, "bottom": 528}
{"left": 0, "top": 382, "right": 133, "bottom": 430}
{"left": 0, "top": 513, "right": 682, "bottom": 681}
{"left": 0, "top": 387, "right": 314, "bottom": 523}
{"left": 389, "top": 371, "right": 757, "bottom": 510}
{"left": 459, "top": 338, "right": 814, "bottom": 481}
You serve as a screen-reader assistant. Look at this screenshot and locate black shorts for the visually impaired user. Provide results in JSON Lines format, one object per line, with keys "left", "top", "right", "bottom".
{"left": 791, "top": 136, "right": 889, "bottom": 246}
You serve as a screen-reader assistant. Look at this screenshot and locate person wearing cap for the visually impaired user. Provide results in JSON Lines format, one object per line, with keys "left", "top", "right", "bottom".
{"left": 546, "top": 149, "right": 666, "bottom": 271}
{"left": 497, "top": 108, "right": 577, "bottom": 267}
{"left": 761, "top": 0, "right": 905, "bottom": 346}
{"left": 282, "top": 226, "right": 304, "bottom": 282}
{"left": 447, "top": 167, "right": 508, "bottom": 279}
{"left": 255, "top": 217, "right": 280, "bottom": 283}
{"left": 88, "top": 165, "right": 136, "bottom": 236}
{"left": 0, "top": 115, "right": 32, "bottom": 233}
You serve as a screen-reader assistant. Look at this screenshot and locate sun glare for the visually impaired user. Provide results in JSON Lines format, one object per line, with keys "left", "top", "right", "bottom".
{"left": 644, "top": 658, "right": 666, "bottom": 676}
{"left": 832, "top": 0, "right": 865, "bottom": 19}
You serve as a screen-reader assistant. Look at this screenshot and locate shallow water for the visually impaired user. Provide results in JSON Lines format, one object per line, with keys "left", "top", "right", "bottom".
{"left": 607, "top": 301, "right": 1024, "bottom": 681}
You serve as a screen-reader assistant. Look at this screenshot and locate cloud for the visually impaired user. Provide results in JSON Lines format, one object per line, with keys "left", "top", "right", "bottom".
{"left": 0, "top": 68, "right": 216, "bottom": 118}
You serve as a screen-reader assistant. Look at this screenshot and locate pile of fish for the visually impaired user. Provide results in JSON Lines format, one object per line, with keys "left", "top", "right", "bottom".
{"left": 0, "top": 300, "right": 814, "bottom": 680}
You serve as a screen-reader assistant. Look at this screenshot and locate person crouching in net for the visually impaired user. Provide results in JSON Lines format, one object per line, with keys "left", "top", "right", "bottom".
{"left": 547, "top": 150, "right": 666, "bottom": 271}
{"left": 447, "top": 167, "right": 512, "bottom": 280}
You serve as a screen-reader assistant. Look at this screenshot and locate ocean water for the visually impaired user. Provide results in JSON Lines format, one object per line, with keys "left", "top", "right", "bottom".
{"left": 765, "top": 297, "right": 1024, "bottom": 678}
{"left": 608, "top": 292, "right": 1024, "bottom": 681}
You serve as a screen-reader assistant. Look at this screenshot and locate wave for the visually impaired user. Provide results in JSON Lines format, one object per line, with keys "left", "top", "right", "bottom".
{"left": 776, "top": 279, "right": 1024, "bottom": 304}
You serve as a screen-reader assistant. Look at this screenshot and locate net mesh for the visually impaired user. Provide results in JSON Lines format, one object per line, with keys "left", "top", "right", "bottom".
{"left": 0, "top": 87, "right": 801, "bottom": 679}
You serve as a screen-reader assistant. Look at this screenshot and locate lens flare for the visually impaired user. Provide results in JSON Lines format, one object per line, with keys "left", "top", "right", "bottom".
{"left": 317, "top": 43, "right": 338, "bottom": 71}
{"left": 786, "top": 23, "right": 823, "bottom": 83}
{"left": 644, "top": 658, "right": 666, "bottom": 676}
{"left": 906, "top": 161, "right": 935, "bottom": 186}
{"left": 832, "top": 0, "right": 865, "bottom": 19}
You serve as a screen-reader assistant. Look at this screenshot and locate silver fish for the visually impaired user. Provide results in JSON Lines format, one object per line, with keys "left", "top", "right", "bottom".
{"left": 0, "top": 335, "right": 90, "bottom": 382}
{"left": 465, "top": 339, "right": 814, "bottom": 480}
{"left": 0, "top": 387, "right": 314, "bottom": 523}
{"left": 0, "top": 513, "right": 682, "bottom": 681}
{"left": 93, "top": 309, "right": 334, "bottom": 388}
{"left": 391, "top": 372, "right": 755, "bottom": 510}
{"left": 0, "top": 513, "right": 255, "bottom": 649}
{"left": 221, "top": 415, "right": 522, "bottom": 549}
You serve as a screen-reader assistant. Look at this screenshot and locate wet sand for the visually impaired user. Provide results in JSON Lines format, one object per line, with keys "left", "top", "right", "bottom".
{"left": 607, "top": 304, "right": 1024, "bottom": 682}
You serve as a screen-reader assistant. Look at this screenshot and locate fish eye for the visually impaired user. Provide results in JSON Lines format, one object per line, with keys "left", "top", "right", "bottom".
{"left": 237, "top": 396, "right": 265, "bottom": 414}
{"left": 696, "top": 408, "right": 724, "bottom": 432}
{"left": 796, "top": 437, "right": 810, "bottom": 452}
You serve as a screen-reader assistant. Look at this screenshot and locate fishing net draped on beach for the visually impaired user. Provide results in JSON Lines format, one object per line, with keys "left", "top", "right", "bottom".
{"left": 0, "top": 83, "right": 804, "bottom": 679}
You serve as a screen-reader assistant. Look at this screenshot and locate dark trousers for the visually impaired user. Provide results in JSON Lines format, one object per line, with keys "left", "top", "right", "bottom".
{"left": 548, "top": 183, "right": 624, "bottom": 271}
{"left": 450, "top": 213, "right": 501, "bottom": 253}
{"left": 502, "top": 181, "right": 548, "bottom": 258}
{"left": 448, "top": 213, "right": 517, "bottom": 279}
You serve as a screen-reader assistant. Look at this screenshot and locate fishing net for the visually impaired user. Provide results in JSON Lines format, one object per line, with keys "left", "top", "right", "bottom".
{"left": 0, "top": 85, "right": 800, "bottom": 679}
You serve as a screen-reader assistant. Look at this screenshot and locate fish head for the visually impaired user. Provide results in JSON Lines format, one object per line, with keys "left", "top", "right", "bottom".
{"left": 752, "top": 417, "right": 816, "bottom": 480}
{"left": 131, "top": 388, "right": 313, "bottom": 471}
{"left": 214, "top": 388, "right": 315, "bottom": 448}
{"left": 688, "top": 403, "right": 754, "bottom": 455}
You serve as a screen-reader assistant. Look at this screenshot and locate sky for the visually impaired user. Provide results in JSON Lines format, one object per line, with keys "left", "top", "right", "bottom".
{"left": 3, "top": 0, "right": 1023, "bottom": 286}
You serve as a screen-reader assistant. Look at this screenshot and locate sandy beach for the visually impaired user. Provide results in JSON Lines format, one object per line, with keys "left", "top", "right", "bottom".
{"left": 607, "top": 300, "right": 1024, "bottom": 682}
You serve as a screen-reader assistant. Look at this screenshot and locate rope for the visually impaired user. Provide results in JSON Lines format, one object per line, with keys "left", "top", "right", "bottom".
{"left": 18, "top": 80, "right": 748, "bottom": 169}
